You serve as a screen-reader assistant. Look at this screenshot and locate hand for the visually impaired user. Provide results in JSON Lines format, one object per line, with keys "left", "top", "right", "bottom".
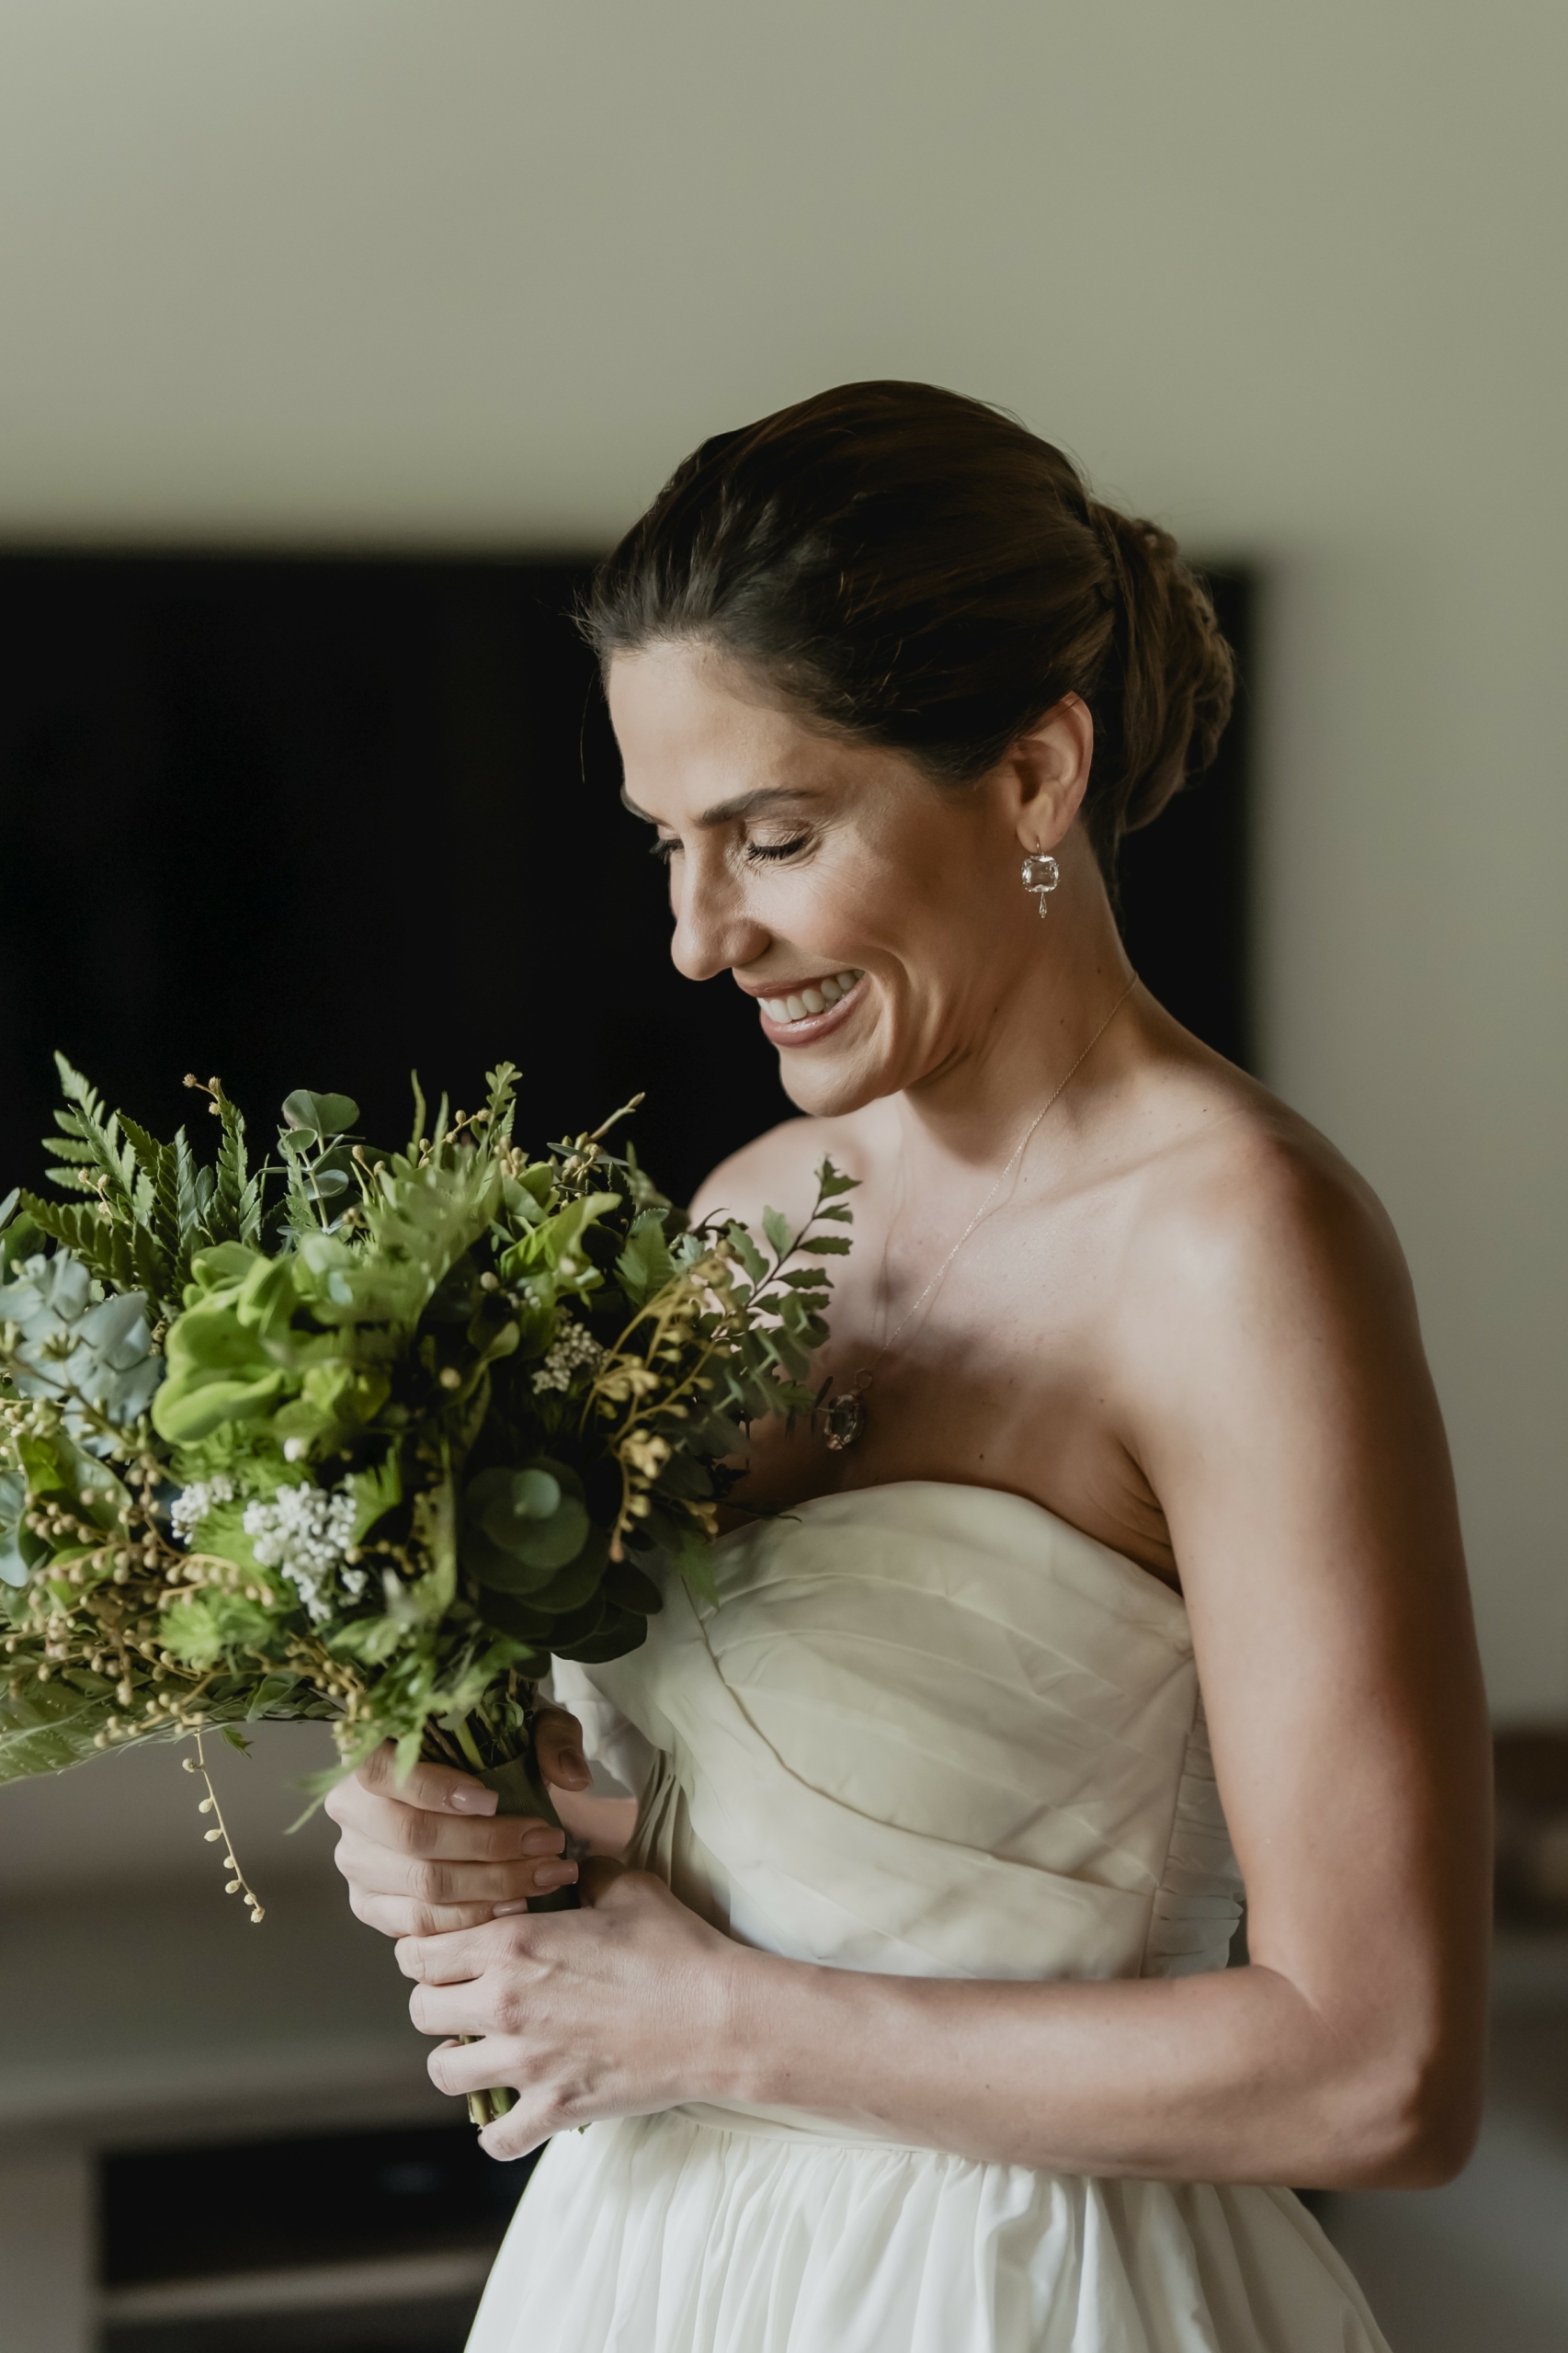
{"left": 399, "top": 1859, "right": 744, "bottom": 2160}
{"left": 325, "top": 1707, "right": 591, "bottom": 1938}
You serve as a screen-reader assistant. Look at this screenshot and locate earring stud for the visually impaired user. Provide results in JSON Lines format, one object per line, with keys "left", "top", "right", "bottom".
{"left": 1021, "top": 852, "right": 1059, "bottom": 918}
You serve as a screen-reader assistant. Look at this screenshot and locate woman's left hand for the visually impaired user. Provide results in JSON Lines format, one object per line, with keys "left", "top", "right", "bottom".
{"left": 398, "top": 1859, "right": 745, "bottom": 2160}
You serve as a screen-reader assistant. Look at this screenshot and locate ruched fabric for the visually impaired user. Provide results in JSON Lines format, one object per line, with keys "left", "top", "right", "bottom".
{"left": 470, "top": 1483, "right": 1390, "bottom": 2352}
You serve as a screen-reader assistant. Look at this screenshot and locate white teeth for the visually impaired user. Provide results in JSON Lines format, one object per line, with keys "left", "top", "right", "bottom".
{"left": 757, "top": 972, "right": 862, "bottom": 1025}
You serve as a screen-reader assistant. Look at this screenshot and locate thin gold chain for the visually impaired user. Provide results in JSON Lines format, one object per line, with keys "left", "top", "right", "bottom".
{"left": 860, "top": 972, "right": 1140, "bottom": 1386}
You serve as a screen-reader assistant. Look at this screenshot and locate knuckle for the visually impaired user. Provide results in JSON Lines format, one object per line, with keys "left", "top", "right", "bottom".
{"left": 356, "top": 1743, "right": 396, "bottom": 1790}
{"left": 410, "top": 1858, "right": 450, "bottom": 1904}
{"left": 392, "top": 1808, "right": 435, "bottom": 1857}
{"left": 492, "top": 1982, "right": 528, "bottom": 2037}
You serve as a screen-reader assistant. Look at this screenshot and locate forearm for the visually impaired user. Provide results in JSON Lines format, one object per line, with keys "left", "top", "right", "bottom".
{"left": 717, "top": 1952, "right": 1448, "bottom": 2189}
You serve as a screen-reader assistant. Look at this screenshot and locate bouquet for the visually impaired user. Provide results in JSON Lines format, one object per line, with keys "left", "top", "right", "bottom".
{"left": 0, "top": 1058, "right": 852, "bottom": 2122}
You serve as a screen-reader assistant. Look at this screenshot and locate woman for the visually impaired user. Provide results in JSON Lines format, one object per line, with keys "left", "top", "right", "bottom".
{"left": 327, "top": 382, "right": 1490, "bottom": 2351}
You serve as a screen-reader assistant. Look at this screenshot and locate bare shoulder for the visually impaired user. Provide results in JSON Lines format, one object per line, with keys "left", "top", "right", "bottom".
{"left": 687, "top": 1107, "right": 877, "bottom": 1228}
{"left": 1114, "top": 1053, "right": 1421, "bottom": 1381}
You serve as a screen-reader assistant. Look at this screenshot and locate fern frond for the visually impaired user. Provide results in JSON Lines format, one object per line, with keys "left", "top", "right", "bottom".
{"left": 51, "top": 1055, "right": 137, "bottom": 1210}
{"left": 44, "top": 1166, "right": 107, "bottom": 1198}
{"left": 128, "top": 1222, "right": 175, "bottom": 1309}
{"left": 484, "top": 1063, "right": 520, "bottom": 1146}
{"left": 118, "top": 1120, "right": 176, "bottom": 1251}
{"left": 173, "top": 1131, "right": 202, "bottom": 1239}
{"left": 15, "top": 1194, "right": 133, "bottom": 1291}
{"left": 211, "top": 1090, "right": 261, "bottom": 1246}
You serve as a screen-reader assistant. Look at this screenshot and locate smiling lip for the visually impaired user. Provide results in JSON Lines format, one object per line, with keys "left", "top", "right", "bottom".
{"left": 743, "top": 968, "right": 866, "bottom": 1048}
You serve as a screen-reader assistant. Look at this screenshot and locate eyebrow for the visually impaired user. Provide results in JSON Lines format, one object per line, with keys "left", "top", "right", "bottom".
{"left": 619, "top": 784, "right": 820, "bottom": 829}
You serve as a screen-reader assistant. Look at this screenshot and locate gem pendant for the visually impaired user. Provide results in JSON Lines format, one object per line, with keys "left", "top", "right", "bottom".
{"left": 821, "top": 1386, "right": 867, "bottom": 1451}
{"left": 1021, "top": 852, "right": 1060, "bottom": 918}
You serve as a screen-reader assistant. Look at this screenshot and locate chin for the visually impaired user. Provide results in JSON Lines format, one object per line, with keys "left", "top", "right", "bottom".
{"left": 777, "top": 1041, "right": 894, "bottom": 1120}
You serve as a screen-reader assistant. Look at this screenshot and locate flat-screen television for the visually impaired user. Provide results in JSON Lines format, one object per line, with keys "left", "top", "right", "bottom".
{"left": 0, "top": 555, "right": 1252, "bottom": 1203}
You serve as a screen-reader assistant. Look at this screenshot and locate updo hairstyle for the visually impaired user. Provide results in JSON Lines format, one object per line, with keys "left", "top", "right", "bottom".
{"left": 584, "top": 381, "right": 1235, "bottom": 872}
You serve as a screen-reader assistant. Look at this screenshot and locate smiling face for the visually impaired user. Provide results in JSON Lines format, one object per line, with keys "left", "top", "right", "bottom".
{"left": 608, "top": 642, "right": 1091, "bottom": 1119}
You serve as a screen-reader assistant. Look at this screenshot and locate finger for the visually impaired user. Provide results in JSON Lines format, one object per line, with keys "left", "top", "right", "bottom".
{"left": 331, "top": 1780, "right": 567, "bottom": 1864}
{"left": 398, "top": 1914, "right": 545, "bottom": 1984}
{"left": 480, "top": 2102, "right": 557, "bottom": 2163}
{"left": 347, "top": 1885, "right": 512, "bottom": 1938}
{"left": 334, "top": 1827, "right": 577, "bottom": 1911}
{"left": 426, "top": 2036, "right": 508, "bottom": 2097}
{"left": 354, "top": 1740, "right": 498, "bottom": 1816}
{"left": 410, "top": 1980, "right": 499, "bottom": 2040}
{"left": 532, "top": 1706, "right": 591, "bottom": 1793}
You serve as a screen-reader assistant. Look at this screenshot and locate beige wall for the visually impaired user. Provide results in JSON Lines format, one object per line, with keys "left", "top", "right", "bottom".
{"left": 0, "top": 2, "right": 1562, "bottom": 1713}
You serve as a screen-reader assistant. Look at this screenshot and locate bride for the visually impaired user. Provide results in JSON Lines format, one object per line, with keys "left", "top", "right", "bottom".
{"left": 327, "top": 382, "right": 1489, "bottom": 2350}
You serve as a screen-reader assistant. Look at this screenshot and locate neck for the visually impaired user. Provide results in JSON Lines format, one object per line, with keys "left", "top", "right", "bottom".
{"left": 895, "top": 845, "right": 1137, "bottom": 1175}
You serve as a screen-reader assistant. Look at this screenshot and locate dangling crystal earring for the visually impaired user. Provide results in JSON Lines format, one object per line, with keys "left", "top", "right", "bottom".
{"left": 1020, "top": 850, "right": 1059, "bottom": 918}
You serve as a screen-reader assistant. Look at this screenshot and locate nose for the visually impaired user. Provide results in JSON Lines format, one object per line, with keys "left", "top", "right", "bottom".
{"left": 669, "top": 848, "right": 771, "bottom": 983}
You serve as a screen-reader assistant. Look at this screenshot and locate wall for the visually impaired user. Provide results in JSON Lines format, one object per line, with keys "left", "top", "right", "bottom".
{"left": 0, "top": 1, "right": 1562, "bottom": 1712}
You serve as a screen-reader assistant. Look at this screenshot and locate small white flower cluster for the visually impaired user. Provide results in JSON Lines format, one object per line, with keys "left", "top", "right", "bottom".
{"left": 168, "top": 1474, "right": 236, "bottom": 1542}
{"left": 242, "top": 1482, "right": 366, "bottom": 1624}
{"left": 532, "top": 1316, "right": 606, "bottom": 1395}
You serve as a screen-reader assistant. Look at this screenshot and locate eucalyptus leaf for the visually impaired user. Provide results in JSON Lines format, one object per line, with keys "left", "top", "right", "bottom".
{"left": 281, "top": 1090, "right": 359, "bottom": 1141}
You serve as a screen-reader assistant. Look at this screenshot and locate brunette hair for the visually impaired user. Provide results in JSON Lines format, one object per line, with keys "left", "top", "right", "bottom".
{"left": 584, "top": 381, "right": 1234, "bottom": 871}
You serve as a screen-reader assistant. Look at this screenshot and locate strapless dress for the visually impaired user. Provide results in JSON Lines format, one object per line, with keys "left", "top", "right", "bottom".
{"left": 466, "top": 1482, "right": 1390, "bottom": 2352}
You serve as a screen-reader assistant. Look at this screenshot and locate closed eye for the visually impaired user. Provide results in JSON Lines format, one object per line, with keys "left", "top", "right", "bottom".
{"left": 649, "top": 835, "right": 680, "bottom": 864}
{"left": 746, "top": 835, "right": 811, "bottom": 864}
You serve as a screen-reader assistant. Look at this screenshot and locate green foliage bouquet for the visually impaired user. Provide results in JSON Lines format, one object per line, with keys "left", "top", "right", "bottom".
{"left": 0, "top": 1058, "right": 851, "bottom": 2115}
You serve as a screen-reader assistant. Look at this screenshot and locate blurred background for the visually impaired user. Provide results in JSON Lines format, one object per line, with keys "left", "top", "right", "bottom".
{"left": 0, "top": 5, "right": 1563, "bottom": 2347}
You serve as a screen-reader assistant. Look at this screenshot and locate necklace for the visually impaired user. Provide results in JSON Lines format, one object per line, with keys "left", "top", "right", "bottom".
{"left": 820, "top": 973, "right": 1140, "bottom": 1451}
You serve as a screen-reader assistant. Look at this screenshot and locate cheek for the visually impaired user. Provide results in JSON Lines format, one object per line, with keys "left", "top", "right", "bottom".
{"left": 778, "top": 837, "right": 928, "bottom": 954}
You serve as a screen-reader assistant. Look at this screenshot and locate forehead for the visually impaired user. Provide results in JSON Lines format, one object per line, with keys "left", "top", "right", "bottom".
{"left": 608, "top": 642, "right": 850, "bottom": 824}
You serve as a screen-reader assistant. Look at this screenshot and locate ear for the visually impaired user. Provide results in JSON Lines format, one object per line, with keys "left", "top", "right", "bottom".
{"left": 1005, "top": 694, "right": 1094, "bottom": 853}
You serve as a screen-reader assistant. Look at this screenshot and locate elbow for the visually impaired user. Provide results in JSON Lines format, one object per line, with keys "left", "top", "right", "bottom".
{"left": 1324, "top": 2040, "right": 1483, "bottom": 2190}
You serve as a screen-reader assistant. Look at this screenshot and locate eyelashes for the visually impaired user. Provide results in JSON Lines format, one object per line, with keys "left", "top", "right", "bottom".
{"left": 648, "top": 835, "right": 811, "bottom": 867}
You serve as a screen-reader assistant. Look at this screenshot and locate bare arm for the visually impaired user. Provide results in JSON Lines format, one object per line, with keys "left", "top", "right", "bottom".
{"left": 400, "top": 1135, "right": 1490, "bottom": 2182}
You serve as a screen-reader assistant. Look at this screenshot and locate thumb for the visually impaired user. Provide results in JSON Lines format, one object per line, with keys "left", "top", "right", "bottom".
{"left": 532, "top": 1703, "right": 591, "bottom": 1792}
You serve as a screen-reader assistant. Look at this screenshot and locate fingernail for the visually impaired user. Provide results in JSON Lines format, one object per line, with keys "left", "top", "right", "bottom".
{"left": 533, "top": 1860, "right": 578, "bottom": 1893}
{"left": 494, "top": 1899, "right": 529, "bottom": 1915}
{"left": 448, "top": 1787, "right": 497, "bottom": 1814}
{"left": 522, "top": 1829, "right": 562, "bottom": 1857}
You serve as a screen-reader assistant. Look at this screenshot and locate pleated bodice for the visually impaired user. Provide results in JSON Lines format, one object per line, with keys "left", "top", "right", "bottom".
{"left": 576, "top": 1481, "right": 1243, "bottom": 1998}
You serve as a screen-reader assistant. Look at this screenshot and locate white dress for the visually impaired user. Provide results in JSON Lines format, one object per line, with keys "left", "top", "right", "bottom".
{"left": 467, "top": 1483, "right": 1391, "bottom": 2353}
